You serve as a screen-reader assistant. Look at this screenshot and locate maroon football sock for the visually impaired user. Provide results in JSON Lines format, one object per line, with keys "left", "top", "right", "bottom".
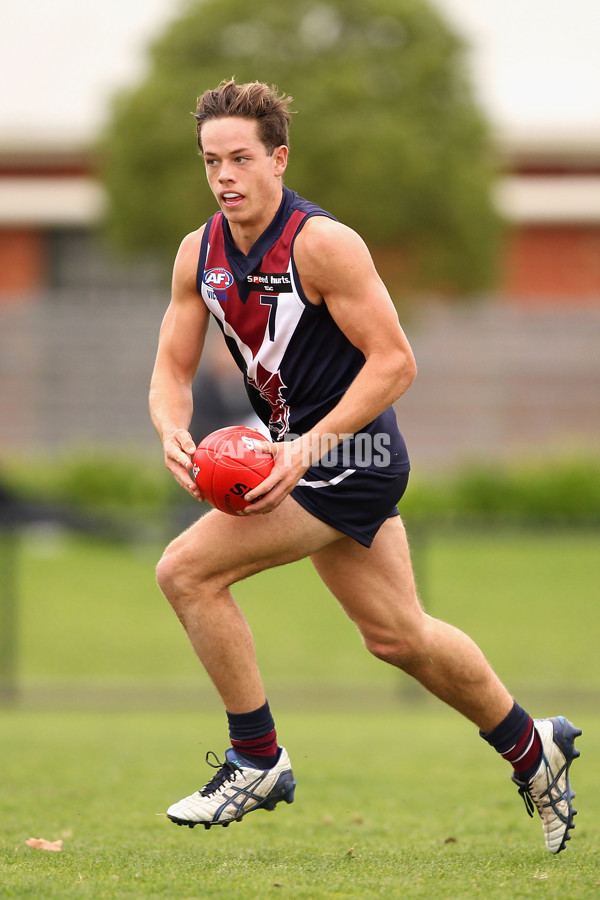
{"left": 227, "top": 701, "right": 279, "bottom": 769}
{"left": 480, "top": 701, "right": 543, "bottom": 781}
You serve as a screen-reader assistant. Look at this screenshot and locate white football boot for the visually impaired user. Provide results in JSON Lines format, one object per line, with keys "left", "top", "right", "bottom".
{"left": 512, "top": 716, "right": 581, "bottom": 853}
{"left": 167, "top": 747, "right": 296, "bottom": 829}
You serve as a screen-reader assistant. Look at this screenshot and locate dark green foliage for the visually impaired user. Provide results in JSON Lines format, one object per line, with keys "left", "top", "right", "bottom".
{"left": 99, "top": 0, "right": 501, "bottom": 294}
{"left": 401, "top": 457, "right": 600, "bottom": 525}
{"left": 4, "top": 453, "right": 599, "bottom": 527}
{"left": 1, "top": 451, "right": 182, "bottom": 541}
{"left": 5, "top": 451, "right": 176, "bottom": 512}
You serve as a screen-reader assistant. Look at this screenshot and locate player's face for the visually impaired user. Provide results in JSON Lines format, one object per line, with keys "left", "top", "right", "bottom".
{"left": 201, "top": 117, "right": 288, "bottom": 240}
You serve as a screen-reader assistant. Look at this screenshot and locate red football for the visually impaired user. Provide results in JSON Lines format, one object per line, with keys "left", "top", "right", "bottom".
{"left": 191, "top": 425, "right": 274, "bottom": 515}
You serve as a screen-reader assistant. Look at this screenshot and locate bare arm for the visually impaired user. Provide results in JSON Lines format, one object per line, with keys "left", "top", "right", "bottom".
{"left": 245, "top": 216, "right": 417, "bottom": 512}
{"left": 149, "top": 227, "right": 209, "bottom": 500}
{"left": 294, "top": 216, "right": 416, "bottom": 440}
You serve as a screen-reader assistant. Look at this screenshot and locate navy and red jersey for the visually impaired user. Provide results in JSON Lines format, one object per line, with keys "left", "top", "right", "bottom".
{"left": 196, "top": 186, "right": 410, "bottom": 544}
{"left": 198, "top": 187, "right": 363, "bottom": 439}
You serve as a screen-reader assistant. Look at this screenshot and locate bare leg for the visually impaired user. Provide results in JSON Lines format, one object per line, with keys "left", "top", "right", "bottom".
{"left": 311, "top": 516, "right": 513, "bottom": 732}
{"left": 156, "top": 498, "right": 341, "bottom": 713}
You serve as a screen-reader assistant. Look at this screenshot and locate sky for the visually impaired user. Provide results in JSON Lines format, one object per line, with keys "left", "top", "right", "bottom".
{"left": 1, "top": 0, "right": 599, "bottom": 147}
{"left": 438, "top": 0, "right": 600, "bottom": 136}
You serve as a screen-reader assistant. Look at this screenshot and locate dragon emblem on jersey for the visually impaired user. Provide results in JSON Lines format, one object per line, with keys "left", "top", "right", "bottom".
{"left": 247, "top": 361, "right": 290, "bottom": 437}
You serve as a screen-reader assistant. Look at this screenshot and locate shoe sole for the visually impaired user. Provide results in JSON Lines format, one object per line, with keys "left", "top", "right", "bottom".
{"left": 167, "top": 774, "right": 297, "bottom": 830}
{"left": 550, "top": 716, "right": 581, "bottom": 853}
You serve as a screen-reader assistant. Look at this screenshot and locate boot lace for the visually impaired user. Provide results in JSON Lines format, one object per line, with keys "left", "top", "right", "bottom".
{"left": 516, "top": 783, "right": 536, "bottom": 818}
{"left": 199, "top": 751, "right": 241, "bottom": 797}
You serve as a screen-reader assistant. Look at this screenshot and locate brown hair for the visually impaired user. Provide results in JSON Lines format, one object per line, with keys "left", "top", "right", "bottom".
{"left": 195, "top": 78, "right": 293, "bottom": 154}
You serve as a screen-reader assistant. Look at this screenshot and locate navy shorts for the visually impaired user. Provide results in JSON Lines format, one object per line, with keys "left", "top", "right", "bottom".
{"left": 291, "top": 461, "right": 409, "bottom": 548}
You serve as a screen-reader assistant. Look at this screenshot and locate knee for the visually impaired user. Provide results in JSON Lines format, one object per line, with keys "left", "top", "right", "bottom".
{"left": 156, "top": 530, "right": 235, "bottom": 607}
{"left": 155, "top": 539, "right": 202, "bottom": 608}
{"left": 155, "top": 543, "right": 175, "bottom": 594}
{"left": 363, "top": 626, "right": 426, "bottom": 672}
{"left": 155, "top": 543, "right": 181, "bottom": 602}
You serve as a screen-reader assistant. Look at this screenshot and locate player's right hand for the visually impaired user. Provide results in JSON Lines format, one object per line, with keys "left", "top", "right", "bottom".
{"left": 163, "top": 429, "right": 203, "bottom": 501}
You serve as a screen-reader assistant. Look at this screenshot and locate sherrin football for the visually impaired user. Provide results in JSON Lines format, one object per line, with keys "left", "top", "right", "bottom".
{"left": 191, "top": 425, "right": 274, "bottom": 516}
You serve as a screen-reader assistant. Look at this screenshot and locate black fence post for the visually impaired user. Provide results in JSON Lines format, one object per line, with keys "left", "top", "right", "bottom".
{"left": 0, "top": 525, "right": 18, "bottom": 705}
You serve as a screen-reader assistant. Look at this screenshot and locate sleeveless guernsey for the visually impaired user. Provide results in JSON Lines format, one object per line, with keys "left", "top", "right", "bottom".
{"left": 196, "top": 186, "right": 410, "bottom": 546}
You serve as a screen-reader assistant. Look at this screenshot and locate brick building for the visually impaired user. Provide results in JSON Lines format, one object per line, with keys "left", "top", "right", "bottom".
{"left": 496, "top": 132, "right": 600, "bottom": 303}
{"left": 1, "top": 129, "right": 599, "bottom": 303}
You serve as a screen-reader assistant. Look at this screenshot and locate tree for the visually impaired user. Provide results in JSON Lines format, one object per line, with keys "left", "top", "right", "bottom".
{"left": 99, "top": 0, "right": 502, "bottom": 296}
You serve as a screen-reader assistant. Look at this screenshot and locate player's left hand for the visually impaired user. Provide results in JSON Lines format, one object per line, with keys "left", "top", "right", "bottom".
{"left": 242, "top": 438, "right": 309, "bottom": 515}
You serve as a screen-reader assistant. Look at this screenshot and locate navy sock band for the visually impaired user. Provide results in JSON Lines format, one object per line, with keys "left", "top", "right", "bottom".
{"left": 480, "top": 702, "right": 531, "bottom": 753}
{"left": 227, "top": 701, "right": 279, "bottom": 768}
{"left": 480, "top": 701, "right": 542, "bottom": 779}
{"left": 227, "top": 701, "right": 275, "bottom": 742}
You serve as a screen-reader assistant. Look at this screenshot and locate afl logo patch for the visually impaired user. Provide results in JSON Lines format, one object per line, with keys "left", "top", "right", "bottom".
{"left": 203, "top": 267, "right": 234, "bottom": 289}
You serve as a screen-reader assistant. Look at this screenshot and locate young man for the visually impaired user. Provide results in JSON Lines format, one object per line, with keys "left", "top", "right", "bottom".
{"left": 150, "top": 79, "right": 580, "bottom": 852}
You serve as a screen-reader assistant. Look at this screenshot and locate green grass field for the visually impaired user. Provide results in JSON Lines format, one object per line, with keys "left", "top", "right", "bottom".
{"left": 1, "top": 526, "right": 598, "bottom": 898}
{"left": 12, "top": 526, "right": 600, "bottom": 699}
{"left": 1, "top": 708, "right": 599, "bottom": 899}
